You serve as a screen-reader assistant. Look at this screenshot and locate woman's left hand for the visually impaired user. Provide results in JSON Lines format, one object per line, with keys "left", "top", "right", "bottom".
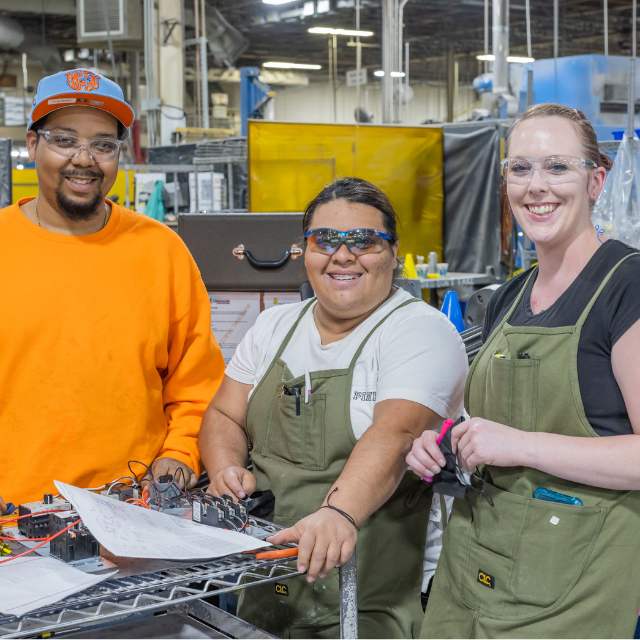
{"left": 452, "top": 417, "right": 532, "bottom": 471}
{"left": 266, "top": 508, "right": 357, "bottom": 583}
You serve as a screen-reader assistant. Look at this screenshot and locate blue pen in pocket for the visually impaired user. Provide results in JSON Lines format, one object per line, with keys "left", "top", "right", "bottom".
{"left": 533, "top": 487, "right": 584, "bottom": 506}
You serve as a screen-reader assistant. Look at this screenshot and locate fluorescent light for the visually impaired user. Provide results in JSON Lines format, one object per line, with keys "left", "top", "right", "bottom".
{"left": 262, "top": 0, "right": 297, "bottom": 5}
{"left": 373, "top": 70, "right": 405, "bottom": 78}
{"left": 308, "top": 27, "right": 374, "bottom": 37}
{"left": 476, "top": 54, "right": 535, "bottom": 63}
{"left": 263, "top": 61, "right": 322, "bottom": 70}
{"left": 507, "top": 55, "right": 536, "bottom": 63}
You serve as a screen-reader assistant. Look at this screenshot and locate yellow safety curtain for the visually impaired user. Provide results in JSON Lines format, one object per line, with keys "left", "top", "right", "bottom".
{"left": 248, "top": 121, "right": 444, "bottom": 258}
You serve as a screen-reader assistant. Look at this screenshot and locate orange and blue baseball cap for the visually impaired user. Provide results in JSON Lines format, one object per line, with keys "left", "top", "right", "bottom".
{"left": 28, "top": 68, "right": 134, "bottom": 131}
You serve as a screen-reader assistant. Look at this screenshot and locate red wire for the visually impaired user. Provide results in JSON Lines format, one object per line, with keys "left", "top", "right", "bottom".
{"left": 0, "top": 508, "right": 67, "bottom": 525}
{"left": 0, "top": 519, "right": 81, "bottom": 565}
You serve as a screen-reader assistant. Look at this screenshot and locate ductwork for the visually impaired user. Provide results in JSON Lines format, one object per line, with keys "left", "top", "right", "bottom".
{"left": 0, "top": 16, "right": 25, "bottom": 50}
{"left": 0, "top": 15, "right": 62, "bottom": 74}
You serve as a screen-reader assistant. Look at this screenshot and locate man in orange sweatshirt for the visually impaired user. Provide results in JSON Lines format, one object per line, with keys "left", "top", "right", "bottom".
{"left": 0, "top": 69, "right": 224, "bottom": 508}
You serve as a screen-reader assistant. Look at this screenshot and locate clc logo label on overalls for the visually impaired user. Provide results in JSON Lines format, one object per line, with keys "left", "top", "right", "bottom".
{"left": 274, "top": 582, "right": 289, "bottom": 596}
{"left": 66, "top": 70, "right": 100, "bottom": 92}
{"left": 477, "top": 569, "right": 495, "bottom": 589}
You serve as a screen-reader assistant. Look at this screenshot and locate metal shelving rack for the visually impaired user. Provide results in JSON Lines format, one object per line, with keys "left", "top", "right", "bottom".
{"left": 0, "top": 550, "right": 359, "bottom": 639}
{"left": 0, "top": 554, "right": 300, "bottom": 638}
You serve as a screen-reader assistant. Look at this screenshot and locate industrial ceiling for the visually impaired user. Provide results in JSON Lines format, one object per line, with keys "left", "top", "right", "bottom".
{"left": 0, "top": 0, "right": 636, "bottom": 85}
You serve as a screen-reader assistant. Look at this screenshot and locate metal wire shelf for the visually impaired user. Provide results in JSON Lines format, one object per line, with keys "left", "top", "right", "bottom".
{"left": 0, "top": 554, "right": 302, "bottom": 639}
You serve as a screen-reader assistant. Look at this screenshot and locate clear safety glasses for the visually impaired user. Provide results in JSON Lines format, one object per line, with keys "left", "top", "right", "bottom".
{"left": 37, "top": 129, "right": 123, "bottom": 162}
{"left": 304, "top": 227, "right": 395, "bottom": 256}
{"left": 502, "top": 155, "right": 596, "bottom": 185}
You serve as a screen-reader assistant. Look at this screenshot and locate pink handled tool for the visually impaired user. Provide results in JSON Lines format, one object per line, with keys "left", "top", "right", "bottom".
{"left": 422, "top": 419, "right": 455, "bottom": 484}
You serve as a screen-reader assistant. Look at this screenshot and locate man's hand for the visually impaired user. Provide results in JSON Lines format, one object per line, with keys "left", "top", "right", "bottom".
{"left": 405, "top": 429, "right": 447, "bottom": 480}
{"left": 267, "top": 508, "right": 357, "bottom": 583}
{"left": 150, "top": 457, "right": 197, "bottom": 489}
{"left": 451, "top": 417, "right": 533, "bottom": 471}
{"left": 0, "top": 496, "right": 7, "bottom": 515}
{"left": 207, "top": 466, "right": 256, "bottom": 501}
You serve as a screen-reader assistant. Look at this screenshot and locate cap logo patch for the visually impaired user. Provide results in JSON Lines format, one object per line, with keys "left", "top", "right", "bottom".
{"left": 65, "top": 70, "right": 100, "bottom": 92}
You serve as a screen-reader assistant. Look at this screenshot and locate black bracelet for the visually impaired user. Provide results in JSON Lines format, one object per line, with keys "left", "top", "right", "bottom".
{"left": 319, "top": 504, "right": 359, "bottom": 531}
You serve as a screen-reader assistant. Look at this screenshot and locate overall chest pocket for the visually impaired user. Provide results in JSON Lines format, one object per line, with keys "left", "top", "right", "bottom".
{"left": 262, "top": 389, "right": 327, "bottom": 471}
{"left": 476, "top": 355, "right": 540, "bottom": 431}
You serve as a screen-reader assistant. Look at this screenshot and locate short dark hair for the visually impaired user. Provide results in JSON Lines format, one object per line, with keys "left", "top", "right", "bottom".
{"left": 303, "top": 177, "right": 398, "bottom": 242}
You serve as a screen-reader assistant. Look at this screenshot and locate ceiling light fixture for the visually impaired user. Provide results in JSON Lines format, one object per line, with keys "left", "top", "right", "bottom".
{"left": 476, "top": 54, "right": 535, "bottom": 63}
{"left": 373, "top": 70, "right": 405, "bottom": 77}
{"left": 308, "top": 27, "right": 374, "bottom": 37}
{"left": 262, "top": 0, "right": 298, "bottom": 5}
{"left": 263, "top": 61, "right": 322, "bottom": 70}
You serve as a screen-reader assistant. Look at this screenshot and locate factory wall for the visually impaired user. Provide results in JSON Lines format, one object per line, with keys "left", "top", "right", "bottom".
{"left": 271, "top": 81, "right": 478, "bottom": 125}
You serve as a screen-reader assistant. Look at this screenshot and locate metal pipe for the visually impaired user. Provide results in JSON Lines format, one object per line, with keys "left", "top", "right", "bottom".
{"left": 604, "top": 0, "right": 609, "bottom": 56}
{"left": 553, "top": 0, "right": 559, "bottom": 97}
{"left": 484, "top": 0, "right": 489, "bottom": 73}
{"left": 627, "top": 0, "right": 637, "bottom": 138}
{"left": 492, "top": 0, "right": 509, "bottom": 94}
{"left": 21, "top": 52, "right": 27, "bottom": 125}
{"left": 200, "top": 36, "right": 209, "bottom": 129}
{"left": 328, "top": 35, "right": 337, "bottom": 122}
{"left": 355, "top": 0, "right": 362, "bottom": 115}
{"left": 381, "top": 0, "right": 396, "bottom": 122}
{"left": 553, "top": 0, "right": 559, "bottom": 58}
{"left": 525, "top": 0, "right": 532, "bottom": 58}
{"left": 446, "top": 47, "right": 455, "bottom": 122}
{"left": 227, "top": 162, "right": 234, "bottom": 210}
{"left": 404, "top": 40, "right": 410, "bottom": 121}
{"left": 339, "top": 551, "right": 358, "bottom": 640}
{"left": 143, "top": 0, "right": 158, "bottom": 147}
{"left": 193, "top": 0, "right": 201, "bottom": 125}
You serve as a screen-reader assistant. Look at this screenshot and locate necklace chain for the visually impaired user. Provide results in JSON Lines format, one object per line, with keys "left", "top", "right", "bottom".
{"left": 35, "top": 199, "right": 109, "bottom": 232}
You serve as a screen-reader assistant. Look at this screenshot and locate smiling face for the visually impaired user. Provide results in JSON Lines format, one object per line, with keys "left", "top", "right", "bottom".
{"left": 26, "top": 106, "right": 120, "bottom": 221}
{"left": 304, "top": 198, "right": 398, "bottom": 324}
{"left": 506, "top": 115, "right": 606, "bottom": 250}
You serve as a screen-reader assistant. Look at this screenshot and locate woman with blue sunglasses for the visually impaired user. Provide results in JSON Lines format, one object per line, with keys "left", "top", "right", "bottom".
{"left": 199, "top": 177, "right": 468, "bottom": 638}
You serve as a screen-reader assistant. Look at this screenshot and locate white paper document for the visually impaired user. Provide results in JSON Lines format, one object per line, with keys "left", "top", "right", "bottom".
{"left": 55, "top": 481, "right": 269, "bottom": 560}
{"left": 209, "top": 291, "right": 261, "bottom": 363}
{"left": 0, "top": 555, "right": 115, "bottom": 617}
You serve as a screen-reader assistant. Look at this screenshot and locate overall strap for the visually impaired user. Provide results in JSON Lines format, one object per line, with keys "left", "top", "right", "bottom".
{"left": 575, "top": 252, "right": 640, "bottom": 328}
{"left": 348, "top": 297, "right": 420, "bottom": 369}
{"left": 503, "top": 268, "right": 538, "bottom": 324}
{"left": 273, "top": 298, "right": 316, "bottom": 361}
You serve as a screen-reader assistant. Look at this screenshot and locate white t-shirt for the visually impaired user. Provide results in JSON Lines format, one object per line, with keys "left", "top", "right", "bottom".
{"left": 226, "top": 287, "right": 469, "bottom": 592}
{"left": 227, "top": 288, "right": 468, "bottom": 437}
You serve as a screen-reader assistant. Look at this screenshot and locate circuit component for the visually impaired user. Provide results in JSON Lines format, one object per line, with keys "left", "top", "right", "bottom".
{"left": 48, "top": 511, "right": 99, "bottom": 563}
{"left": 192, "top": 494, "right": 225, "bottom": 527}
{"left": 147, "top": 475, "right": 183, "bottom": 509}
{"left": 17, "top": 495, "right": 72, "bottom": 538}
{"left": 102, "top": 484, "right": 137, "bottom": 502}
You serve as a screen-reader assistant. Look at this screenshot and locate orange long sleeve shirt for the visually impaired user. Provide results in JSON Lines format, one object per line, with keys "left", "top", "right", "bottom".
{"left": 0, "top": 199, "right": 224, "bottom": 505}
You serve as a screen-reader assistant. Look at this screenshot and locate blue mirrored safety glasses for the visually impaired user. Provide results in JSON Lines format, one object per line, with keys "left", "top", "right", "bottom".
{"left": 304, "top": 227, "right": 395, "bottom": 256}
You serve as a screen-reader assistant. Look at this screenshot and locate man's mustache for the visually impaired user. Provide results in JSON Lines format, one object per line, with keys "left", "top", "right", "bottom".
{"left": 60, "top": 170, "right": 103, "bottom": 180}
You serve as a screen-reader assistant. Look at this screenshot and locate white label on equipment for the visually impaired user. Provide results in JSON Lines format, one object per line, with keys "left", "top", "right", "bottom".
{"left": 192, "top": 500, "right": 202, "bottom": 522}
{"left": 549, "top": 515, "right": 560, "bottom": 526}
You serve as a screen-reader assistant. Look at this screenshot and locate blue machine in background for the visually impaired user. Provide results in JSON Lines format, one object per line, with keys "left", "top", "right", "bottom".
{"left": 521, "top": 54, "right": 640, "bottom": 140}
{"left": 239, "top": 67, "right": 274, "bottom": 136}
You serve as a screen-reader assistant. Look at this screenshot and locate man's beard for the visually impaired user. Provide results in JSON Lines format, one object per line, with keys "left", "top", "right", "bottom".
{"left": 55, "top": 172, "right": 104, "bottom": 221}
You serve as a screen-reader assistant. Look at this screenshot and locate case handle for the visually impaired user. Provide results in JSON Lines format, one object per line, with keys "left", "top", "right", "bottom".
{"left": 232, "top": 243, "right": 303, "bottom": 269}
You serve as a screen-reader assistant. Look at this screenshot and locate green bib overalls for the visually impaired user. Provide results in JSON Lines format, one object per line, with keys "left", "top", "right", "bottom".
{"left": 422, "top": 255, "right": 640, "bottom": 638}
{"left": 238, "top": 298, "right": 432, "bottom": 638}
